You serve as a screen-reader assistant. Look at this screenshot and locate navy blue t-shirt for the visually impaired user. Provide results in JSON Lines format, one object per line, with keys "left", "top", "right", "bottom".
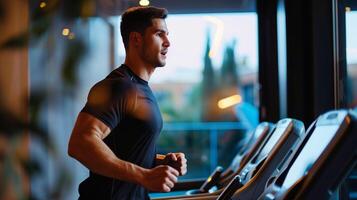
{"left": 78, "top": 65, "right": 163, "bottom": 200}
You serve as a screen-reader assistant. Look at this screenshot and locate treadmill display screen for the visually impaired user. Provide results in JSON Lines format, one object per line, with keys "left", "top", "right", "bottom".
{"left": 256, "top": 126, "right": 288, "bottom": 161}
{"left": 281, "top": 125, "right": 339, "bottom": 189}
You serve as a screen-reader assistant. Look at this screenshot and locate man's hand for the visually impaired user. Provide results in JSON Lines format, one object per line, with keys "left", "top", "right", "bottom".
{"left": 141, "top": 165, "right": 179, "bottom": 192}
{"left": 159, "top": 153, "right": 187, "bottom": 176}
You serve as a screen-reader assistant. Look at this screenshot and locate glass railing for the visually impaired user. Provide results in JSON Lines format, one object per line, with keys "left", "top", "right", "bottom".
{"left": 157, "top": 122, "right": 247, "bottom": 179}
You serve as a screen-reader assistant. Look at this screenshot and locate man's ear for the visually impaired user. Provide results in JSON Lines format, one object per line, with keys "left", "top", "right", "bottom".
{"left": 129, "top": 32, "right": 142, "bottom": 47}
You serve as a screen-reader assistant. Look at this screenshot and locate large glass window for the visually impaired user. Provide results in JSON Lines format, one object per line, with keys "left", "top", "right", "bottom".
{"left": 150, "top": 13, "right": 258, "bottom": 179}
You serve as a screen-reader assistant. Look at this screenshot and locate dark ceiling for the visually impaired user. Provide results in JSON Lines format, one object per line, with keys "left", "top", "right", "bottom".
{"left": 94, "top": 0, "right": 256, "bottom": 16}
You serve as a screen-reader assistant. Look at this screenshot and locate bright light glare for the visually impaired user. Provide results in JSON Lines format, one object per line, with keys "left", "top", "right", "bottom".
{"left": 204, "top": 16, "right": 224, "bottom": 59}
{"left": 139, "top": 0, "right": 150, "bottom": 6}
{"left": 40, "top": 2, "right": 46, "bottom": 8}
{"left": 62, "top": 28, "right": 70, "bottom": 36}
{"left": 218, "top": 95, "right": 242, "bottom": 109}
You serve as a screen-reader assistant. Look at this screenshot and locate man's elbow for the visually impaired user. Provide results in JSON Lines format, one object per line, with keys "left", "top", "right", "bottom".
{"left": 68, "top": 138, "right": 79, "bottom": 159}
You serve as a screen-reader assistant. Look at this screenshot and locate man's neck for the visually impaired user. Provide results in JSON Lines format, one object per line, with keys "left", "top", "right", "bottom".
{"left": 124, "top": 57, "right": 155, "bottom": 82}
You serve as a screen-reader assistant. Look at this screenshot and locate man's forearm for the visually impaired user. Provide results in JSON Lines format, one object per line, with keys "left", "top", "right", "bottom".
{"left": 68, "top": 133, "right": 146, "bottom": 185}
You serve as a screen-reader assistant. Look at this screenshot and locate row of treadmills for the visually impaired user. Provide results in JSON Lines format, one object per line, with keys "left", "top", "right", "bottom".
{"left": 150, "top": 109, "right": 357, "bottom": 200}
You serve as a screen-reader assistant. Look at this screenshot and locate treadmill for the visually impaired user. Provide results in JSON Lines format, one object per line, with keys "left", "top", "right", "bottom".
{"left": 258, "top": 109, "right": 357, "bottom": 200}
{"left": 155, "top": 118, "right": 305, "bottom": 200}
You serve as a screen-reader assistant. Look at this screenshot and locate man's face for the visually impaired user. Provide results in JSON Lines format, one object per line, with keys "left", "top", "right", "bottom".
{"left": 140, "top": 18, "right": 170, "bottom": 68}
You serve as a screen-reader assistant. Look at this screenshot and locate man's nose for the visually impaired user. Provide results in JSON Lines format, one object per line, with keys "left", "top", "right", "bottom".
{"left": 163, "top": 36, "right": 170, "bottom": 47}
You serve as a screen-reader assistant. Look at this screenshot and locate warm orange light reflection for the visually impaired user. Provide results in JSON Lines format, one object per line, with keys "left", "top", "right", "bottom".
{"left": 62, "top": 28, "right": 70, "bottom": 36}
{"left": 218, "top": 94, "right": 242, "bottom": 109}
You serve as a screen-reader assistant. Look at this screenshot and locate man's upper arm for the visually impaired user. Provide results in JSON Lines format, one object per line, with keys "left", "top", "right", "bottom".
{"left": 70, "top": 112, "right": 111, "bottom": 145}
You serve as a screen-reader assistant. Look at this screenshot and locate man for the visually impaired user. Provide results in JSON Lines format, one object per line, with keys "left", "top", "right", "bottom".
{"left": 68, "top": 6, "right": 187, "bottom": 200}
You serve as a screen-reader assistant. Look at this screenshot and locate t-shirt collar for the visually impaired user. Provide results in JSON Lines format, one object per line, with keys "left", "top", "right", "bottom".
{"left": 121, "top": 64, "right": 149, "bottom": 85}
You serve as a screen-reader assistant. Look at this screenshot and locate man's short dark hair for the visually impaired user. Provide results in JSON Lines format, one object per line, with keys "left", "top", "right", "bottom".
{"left": 120, "top": 6, "right": 168, "bottom": 50}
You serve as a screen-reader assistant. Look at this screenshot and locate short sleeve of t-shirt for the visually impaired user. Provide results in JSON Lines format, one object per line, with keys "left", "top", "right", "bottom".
{"left": 81, "top": 79, "right": 136, "bottom": 130}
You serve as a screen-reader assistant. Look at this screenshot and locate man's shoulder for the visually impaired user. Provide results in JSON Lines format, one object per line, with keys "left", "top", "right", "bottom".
{"left": 93, "top": 68, "right": 137, "bottom": 93}
{"left": 86, "top": 71, "right": 137, "bottom": 106}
